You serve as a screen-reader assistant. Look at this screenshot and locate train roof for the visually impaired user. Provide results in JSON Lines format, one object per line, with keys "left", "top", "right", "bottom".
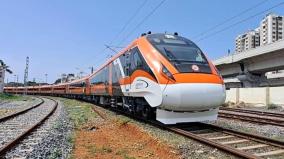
{"left": 87, "top": 33, "right": 186, "bottom": 79}
{"left": 88, "top": 36, "right": 142, "bottom": 78}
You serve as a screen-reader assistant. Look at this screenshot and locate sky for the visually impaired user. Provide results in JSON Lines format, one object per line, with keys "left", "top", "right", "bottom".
{"left": 1, "top": 0, "right": 284, "bottom": 83}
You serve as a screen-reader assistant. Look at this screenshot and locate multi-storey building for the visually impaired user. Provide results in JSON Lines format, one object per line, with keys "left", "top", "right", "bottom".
{"left": 260, "top": 13, "right": 283, "bottom": 45}
{"left": 235, "top": 29, "right": 260, "bottom": 53}
{"left": 235, "top": 13, "right": 283, "bottom": 53}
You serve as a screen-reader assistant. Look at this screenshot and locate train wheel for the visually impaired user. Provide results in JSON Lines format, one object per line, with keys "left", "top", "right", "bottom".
{"left": 142, "top": 105, "right": 153, "bottom": 120}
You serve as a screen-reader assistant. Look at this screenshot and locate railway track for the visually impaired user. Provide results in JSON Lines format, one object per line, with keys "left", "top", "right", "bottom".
{"left": 169, "top": 123, "right": 284, "bottom": 159}
{"left": 0, "top": 98, "right": 44, "bottom": 122}
{"left": 0, "top": 97, "right": 58, "bottom": 157}
{"left": 218, "top": 107, "right": 284, "bottom": 127}
{"left": 91, "top": 104, "right": 284, "bottom": 159}
{"left": 220, "top": 107, "right": 284, "bottom": 118}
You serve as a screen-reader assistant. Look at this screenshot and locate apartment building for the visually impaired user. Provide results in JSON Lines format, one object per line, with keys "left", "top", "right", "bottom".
{"left": 235, "top": 13, "right": 283, "bottom": 53}
{"left": 260, "top": 13, "right": 283, "bottom": 45}
{"left": 235, "top": 29, "right": 260, "bottom": 53}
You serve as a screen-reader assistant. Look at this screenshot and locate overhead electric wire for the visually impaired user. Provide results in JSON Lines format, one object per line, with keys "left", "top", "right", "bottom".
{"left": 87, "top": 1, "right": 148, "bottom": 72}
{"left": 117, "top": 0, "right": 167, "bottom": 46}
{"left": 93, "top": 0, "right": 148, "bottom": 66}
{"left": 92, "top": 0, "right": 166, "bottom": 69}
{"left": 108, "top": 0, "right": 148, "bottom": 45}
{"left": 196, "top": 1, "right": 284, "bottom": 42}
{"left": 192, "top": 0, "right": 269, "bottom": 40}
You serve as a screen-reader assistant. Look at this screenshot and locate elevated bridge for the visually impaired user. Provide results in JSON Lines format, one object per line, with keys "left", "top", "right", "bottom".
{"left": 213, "top": 40, "right": 284, "bottom": 87}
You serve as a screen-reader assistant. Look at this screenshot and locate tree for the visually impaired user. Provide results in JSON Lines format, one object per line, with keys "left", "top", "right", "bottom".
{"left": 0, "top": 60, "right": 13, "bottom": 74}
{"left": 0, "top": 60, "right": 13, "bottom": 92}
{"left": 54, "top": 78, "right": 61, "bottom": 84}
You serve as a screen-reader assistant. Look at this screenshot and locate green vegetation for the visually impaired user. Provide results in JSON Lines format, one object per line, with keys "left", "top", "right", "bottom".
{"left": 49, "top": 148, "right": 61, "bottom": 159}
{"left": 116, "top": 115, "right": 131, "bottom": 126}
{"left": 60, "top": 98, "right": 97, "bottom": 129}
{"left": 221, "top": 101, "right": 235, "bottom": 107}
{"left": 115, "top": 149, "right": 128, "bottom": 156}
{"left": 86, "top": 144, "right": 113, "bottom": 155}
{"left": 86, "top": 145, "right": 97, "bottom": 155}
{"left": 267, "top": 103, "right": 278, "bottom": 109}
{"left": 123, "top": 154, "right": 136, "bottom": 159}
{"left": 115, "top": 149, "right": 136, "bottom": 159}
{"left": 67, "top": 133, "right": 75, "bottom": 145}
{"left": 0, "top": 93, "right": 30, "bottom": 101}
{"left": 102, "top": 146, "right": 113, "bottom": 153}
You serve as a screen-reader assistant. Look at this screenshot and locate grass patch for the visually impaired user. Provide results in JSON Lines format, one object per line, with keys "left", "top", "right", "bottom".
{"left": 67, "top": 133, "right": 75, "bottom": 145}
{"left": 102, "top": 146, "right": 113, "bottom": 153}
{"left": 0, "top": 93, "right": 30, "bottom": 101}
{"left": 49, "top": 148, "right": 61, "bottom": 159}
{"left": 116, "top": 115, "right": 131, "bottom": 126}
{"left": 86, "top": 145, "right": 97, "bottom": 155}
{"left": 60, "top": 98, "right": 97, "bottom": 129}
{"left": 86, "top": 144, "right": 113, "bottom": 155}
{"left": 124, "top": 154, "right": 136, "bottom": 159}
{"left": 115, "top": 149, "right": 128, "bottom": 156}
{"left": 115, "top": 149, "right": 136, "bottom": 159}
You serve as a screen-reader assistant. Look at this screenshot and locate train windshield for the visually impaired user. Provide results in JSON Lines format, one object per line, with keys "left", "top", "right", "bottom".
{"left": 147, "top": 34, "right": 211, "bottom": 73}
{"left": 156, "top": 44, "right": 206, "bottom": 63}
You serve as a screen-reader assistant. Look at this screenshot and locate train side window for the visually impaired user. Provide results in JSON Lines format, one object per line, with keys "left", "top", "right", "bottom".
{"left": 104, "top": 66, "right": 109, "bottom": 84}
{"left": 124, "top": 51, "right": 131, "bottom": 76}
{"left": 133, "top": 49, "right": 143, "bottom": 68}
{"left": 130, "top": 47, "right": 144, "bottom": 74}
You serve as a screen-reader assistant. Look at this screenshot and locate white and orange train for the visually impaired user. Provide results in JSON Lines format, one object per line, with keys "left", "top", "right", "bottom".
{"left": 5, "top": 33, "right": 226, "bottom": 124}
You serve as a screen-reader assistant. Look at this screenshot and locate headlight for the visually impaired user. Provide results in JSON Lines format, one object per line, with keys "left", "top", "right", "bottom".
{"left": 162, "top": 65, "right": 175, "bottom": 81}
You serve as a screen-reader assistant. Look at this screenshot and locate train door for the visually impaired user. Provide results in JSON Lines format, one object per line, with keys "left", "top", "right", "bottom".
{"left": 124, "top": 51, "right": 131, "bottom": 92}
{"left": 108, "top": 64, "right": 113, "bottom": 96}
{"left": 85, "top": 79, "right": 91, "bottom": 95}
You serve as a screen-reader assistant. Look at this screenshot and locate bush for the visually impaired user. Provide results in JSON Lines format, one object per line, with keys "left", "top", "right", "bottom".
{"left": 267, "top": 103, "right": 278, "bottom": 109}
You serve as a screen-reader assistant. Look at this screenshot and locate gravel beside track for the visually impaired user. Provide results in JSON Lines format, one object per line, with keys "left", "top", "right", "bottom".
{"left": 0, "top": 98, "right": 54, "bottom": 149}
{"left": 5, "top": 99, "right": 73, "bottom": 159}
{"left": 0, "top": 97, "right": 73, "bottom": 159}
{"left": 0, "top": 97, "right": 41, "bottom": 118}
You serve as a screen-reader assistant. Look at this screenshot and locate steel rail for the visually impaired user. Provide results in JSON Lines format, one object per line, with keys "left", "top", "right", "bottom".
{"left": 0, "top": 97, "right": 44, "bottom": 122}
{"left": 0, "top": 97, "right": 58, "bottom": 157}
{"left": 218, "top": 112, "right": 284, "bottom": 127}
{"left": 168, "top": 123, "right": 284, "bottom": 159}
{"left": 91, "top": 107, "right": 107, "bottom": 120}
{"left": 220, "top": 107, "right": 284, "bottom": 118}
{"left": 168, "top": 127, "right": 262, "bottom": 159}
{"left": 194, "top": 123, "right": 284, "bottom": 148}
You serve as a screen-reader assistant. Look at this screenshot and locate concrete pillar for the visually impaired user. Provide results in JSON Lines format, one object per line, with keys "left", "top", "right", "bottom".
{"left": 236, "top": 88, "right": 240, "bottom": 103}
{"left": 266, "top": 87, "right": 270, "bottom": 105}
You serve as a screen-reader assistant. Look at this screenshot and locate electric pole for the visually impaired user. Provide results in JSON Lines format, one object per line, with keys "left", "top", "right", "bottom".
{"left": 45, "top": 73, "right": 48, "bottom": 83}
{"left": 89, "top": 66, "right": 94, "bottom": 74}
{"left": 24, "top": 56, "right": 29, "bottom": 95}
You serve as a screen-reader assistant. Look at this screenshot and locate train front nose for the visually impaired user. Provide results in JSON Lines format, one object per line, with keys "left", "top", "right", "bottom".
{"left": 160, "top": 83, "right": 226, "bottom": 111}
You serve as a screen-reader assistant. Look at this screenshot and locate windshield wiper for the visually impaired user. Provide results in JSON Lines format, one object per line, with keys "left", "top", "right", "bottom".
{"left": 163, "top": 48, "right": 176, "bottom": 59}
{"left": 170, "top": 59, "right": 207, "bottom": 64}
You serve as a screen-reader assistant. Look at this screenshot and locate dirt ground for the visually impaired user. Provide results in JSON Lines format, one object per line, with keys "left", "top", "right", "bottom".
{"left": 72, "top": 109, "right": 179, "bottom": 159}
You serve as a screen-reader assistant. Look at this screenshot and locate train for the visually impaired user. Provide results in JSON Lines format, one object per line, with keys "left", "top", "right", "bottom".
{"left": 4, "top": 32, "right": 226, "bottom": 124}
